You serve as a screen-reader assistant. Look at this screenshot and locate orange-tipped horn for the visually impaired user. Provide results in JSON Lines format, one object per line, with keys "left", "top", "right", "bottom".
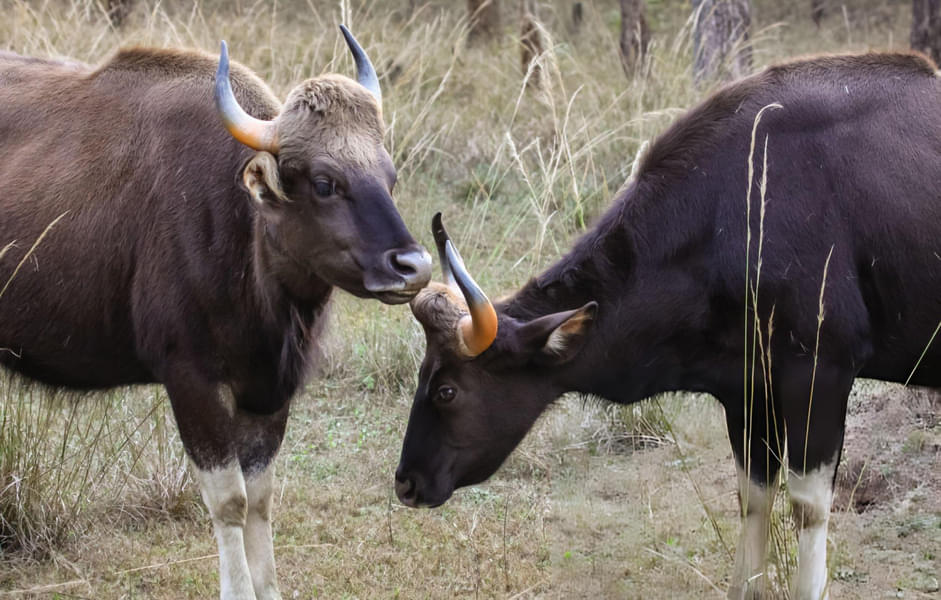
{"left": 215, "top": 41, "right": 279, "bottom": 153}
{"left": 444, "top": 240, "right": 498, "bottom": 357}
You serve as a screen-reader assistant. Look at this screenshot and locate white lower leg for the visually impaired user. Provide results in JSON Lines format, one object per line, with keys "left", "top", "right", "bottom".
{"left": 788, "top": 462, "right": 834, "bottom": 600}
{"left": 244, "top": 463, "right": 280, "bottom": 600}
{"left": 197, "top": 463, "right": 255, "bottom": 600}
{"left": 728, "top": 468, "right": 776, "bottom": 600}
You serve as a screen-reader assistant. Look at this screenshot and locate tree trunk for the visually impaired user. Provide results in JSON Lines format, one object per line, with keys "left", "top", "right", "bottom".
{"left": 520, "top": 0, "right": 547, "bottom": 92}
{"left": 620, "top": 0, "right": 650, "bottom": 76}
{"left": 692, "top": 0, "right": 752, "bottom": 84}
{"left": 468, "top": 0, "right": 500, "bottom": 43}
{"left": 572, "top": 2, "right": 584, "bottom": 33}
{"left": 811, "top": 0, "right": 826, "bottom": 27}
{"left": 911, "top": 0, "right": 941, "bottom": 65}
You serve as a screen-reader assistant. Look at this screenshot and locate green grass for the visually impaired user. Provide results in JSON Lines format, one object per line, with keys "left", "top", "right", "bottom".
{"left": 1, "top": 0, "right": 937, "bottom": 598}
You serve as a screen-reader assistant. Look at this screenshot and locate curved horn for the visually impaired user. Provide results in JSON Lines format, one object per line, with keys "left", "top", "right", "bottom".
{"left": 215, "top": 41, "right": 279, "bottom": 153}
{"left": 339, "top": 25, "right": 382, "bottom": 105}
{"left": 445, "top": 240, "right": 498, "bottom": 357}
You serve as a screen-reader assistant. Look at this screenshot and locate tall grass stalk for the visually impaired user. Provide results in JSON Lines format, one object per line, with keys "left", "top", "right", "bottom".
{"left": 0, "top": 212, "right": 68, "bottom": 300}
{"left": 903, "top": 319, "right": 940, "bottom": 386}
{"left": 802, "top": 245, "right": 835, "bottom": 472}
{"left": 741, "top": 102, "right": 799, "bottom": 595}
{"left": 0, "top": 384, "right": 191, "bottom": 557}
{"left": 740, "top": 102, "right": 779, "bottom": 502}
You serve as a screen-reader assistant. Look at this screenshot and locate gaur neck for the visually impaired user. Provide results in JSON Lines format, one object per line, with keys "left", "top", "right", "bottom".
{"left": 503, "top": 180, "right": 724, "bottom": 406}
{"left": 502, "top": 200, "right": 638, "bottom": 403}
{"left": 246, "top": 216, "right": 331, "bottom": 406}
{"left": 253, "top": 218, "right": 332, "bottom": 312}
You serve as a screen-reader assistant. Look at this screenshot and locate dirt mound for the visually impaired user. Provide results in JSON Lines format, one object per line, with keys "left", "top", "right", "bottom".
{"left": 833, "top": 381, "right": 940, "bottom": 512}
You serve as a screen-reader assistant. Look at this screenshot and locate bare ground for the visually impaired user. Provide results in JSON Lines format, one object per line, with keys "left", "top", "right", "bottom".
{"left": 542, "top": 381, "right": 940, "bottom": 599}
{"left": 1, "top": 380, "right": 937, "bottom": 598}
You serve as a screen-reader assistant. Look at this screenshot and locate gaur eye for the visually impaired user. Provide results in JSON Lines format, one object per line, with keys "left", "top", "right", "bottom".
{"left": 313, "top": 178, "right": 335, "bottom": 198}
{"left": 436, "top": 386, "right": 456, "bottom": 404}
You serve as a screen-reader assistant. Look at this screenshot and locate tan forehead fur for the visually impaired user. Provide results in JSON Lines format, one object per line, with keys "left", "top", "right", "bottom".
{"left": 277, "top": 74, "right": 385, "bottom": 168}
{"left": 409, "top": 282, "right": 471, "bottom": 352}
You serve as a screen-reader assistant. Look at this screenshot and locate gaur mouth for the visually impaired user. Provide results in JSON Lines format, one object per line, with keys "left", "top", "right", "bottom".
{"left": 371, "top": 288, "right": 421, "bottom": 305}
{"left": 394, "top": 470, "right": 453, "bottom": 508}
{"left": 417, "top": 486, "right": 453, "bottom": 508}
{"left": 398, "top": 491, "right": 451, "bottom": 509}
{"left": 366, "top": 272, "right": 430, "bottom": 304}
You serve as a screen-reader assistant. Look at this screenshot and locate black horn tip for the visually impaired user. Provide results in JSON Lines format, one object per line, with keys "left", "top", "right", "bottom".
{"left": 431, "top": 213, "right": 451, "bottom": 249}
{"left": 339, "top": 24, "right": 359, "bottom": 52}
{"left": 337, "top": 24, "right": 382, "bottom": 104}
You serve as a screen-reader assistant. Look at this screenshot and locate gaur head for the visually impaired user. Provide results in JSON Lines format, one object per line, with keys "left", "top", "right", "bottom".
{"left": 215, "top": 26, "right": 431, "bottom": 304}
{"left": 395, "top": 214, "right": 596, "bottom": 507}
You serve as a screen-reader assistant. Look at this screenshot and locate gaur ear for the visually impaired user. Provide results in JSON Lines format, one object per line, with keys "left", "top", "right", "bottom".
{"left": 241, "top": 152, "right": 288, "bottom": 220}
{"left": 519, "top": 301, "right": 598, "bottom": 365}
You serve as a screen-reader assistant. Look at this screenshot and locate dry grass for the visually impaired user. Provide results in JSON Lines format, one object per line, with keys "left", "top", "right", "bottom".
{"left": 1, "top": 0, "right": 938, "bottom": 598}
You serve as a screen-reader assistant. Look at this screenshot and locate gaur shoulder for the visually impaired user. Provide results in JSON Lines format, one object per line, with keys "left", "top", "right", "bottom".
{"left": 93, "top": 46, "right": 267, "bottom": 88}
{"left": 95, "top": 46, "right": 220, "bottom": 77}
{"left": 635, "top": 51, "right": 938, "bottom": 185}
{"left": 764, "top": 50, "right": 938, "bottom": 80}
{"left": 1, "top": 46, "right": 277, "bottom": 104}
{"left": 91, "top": 45, "right": 280, "bottom": 115}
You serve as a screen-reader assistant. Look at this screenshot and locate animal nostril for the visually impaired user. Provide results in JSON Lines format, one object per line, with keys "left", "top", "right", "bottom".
{"left": 395, "top": 473, "right": 417, "bottom": 502}
{"left": 390, "top": 251, "right": 417, "bottom": 276}
{"left": 387, "top": 249, "right": 432, "bottom": 285}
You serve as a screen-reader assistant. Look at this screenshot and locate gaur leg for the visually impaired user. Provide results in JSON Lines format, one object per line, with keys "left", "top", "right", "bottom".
{"left": 236, "top": 404, "right": 289, "bottom": 600}
{"left": 165, "top": 371, "right": 255, "bottom": 600}
{"left": 197, "top": 461, "right": 254, "bottom": 600}
{"left": 787, "top": 460, "right": 838, "bottom": 600}
{"left": 724, "top": 387, "right": 785, "bottom": 600}
{"left": 778, "top": 359, "right": 853, "bottom": 600}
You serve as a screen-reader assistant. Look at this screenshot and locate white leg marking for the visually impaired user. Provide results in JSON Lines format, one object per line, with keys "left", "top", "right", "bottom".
{"left": 788, "top": 461, "right": 835, "bottom": 600}
{"left": 728, "top": 467, "right": 776, "bottom": 600}
{"left": 197, "top": 463, "right": 256, "bottom": 600}
{"left": 244, "top": 463, "right": 281, "bottom": 600}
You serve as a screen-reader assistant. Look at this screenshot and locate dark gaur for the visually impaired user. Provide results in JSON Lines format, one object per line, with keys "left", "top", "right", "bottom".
{"left": 0, "top": 25, "right": 429, "bottom": 600}
{"left": 396, "top": 52, "right": 941, "bottom": 599}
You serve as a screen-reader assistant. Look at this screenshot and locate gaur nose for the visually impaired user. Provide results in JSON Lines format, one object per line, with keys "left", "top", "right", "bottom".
{"left": 395, "top": 471, "right": 419, "bottom": 507}
{"left": 386, "top": 247, "right": 432, "bottom": 288}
